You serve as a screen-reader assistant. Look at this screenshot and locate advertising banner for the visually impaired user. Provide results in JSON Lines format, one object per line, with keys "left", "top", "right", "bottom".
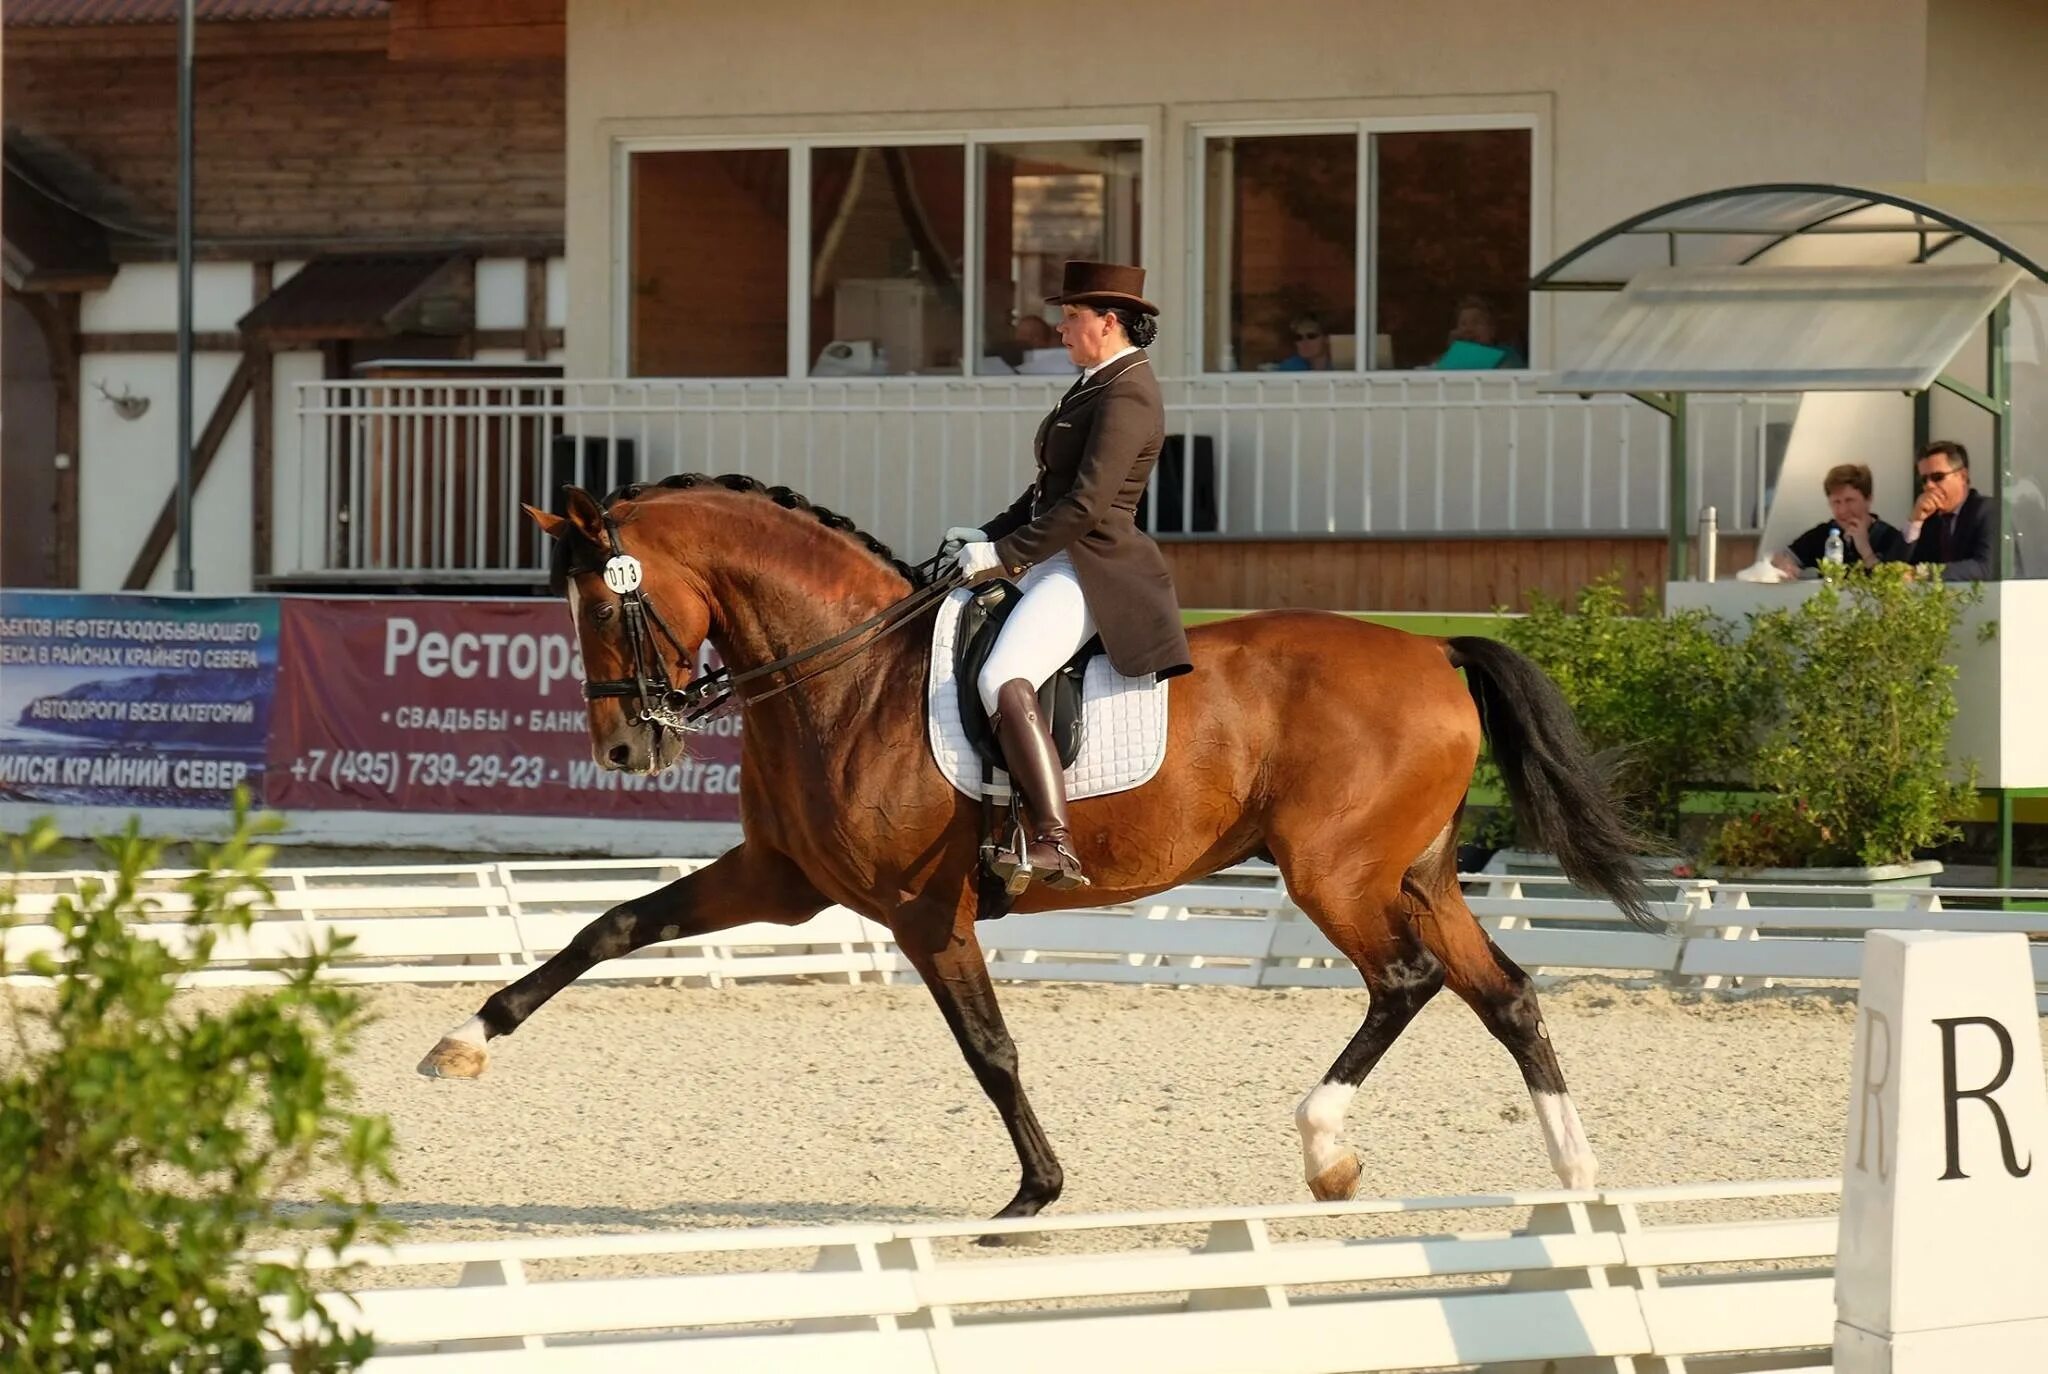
{"left": 264, "top": 598, "right": 743, "bottom": 822}
{"left": 0, "top": 591, "right": 281, "bottom": 809}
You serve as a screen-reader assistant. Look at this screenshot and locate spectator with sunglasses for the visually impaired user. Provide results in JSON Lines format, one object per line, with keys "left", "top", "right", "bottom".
{"left": 1901, "top": 439, "right": 1996, "bottom": 581}
{"left": 1273, "top": 313, "right": 1334, "bottom": 371}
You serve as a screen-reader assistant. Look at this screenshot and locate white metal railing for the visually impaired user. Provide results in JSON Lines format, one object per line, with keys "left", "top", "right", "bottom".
{"left": 259, "top": 1180, "right": 1842, "bottom": 1369}
{"left": 10, "top": 861, "right": 2045, "bottom": 1009}
{"left": 285, "top": 377, "right": 1797, "bottom": 580}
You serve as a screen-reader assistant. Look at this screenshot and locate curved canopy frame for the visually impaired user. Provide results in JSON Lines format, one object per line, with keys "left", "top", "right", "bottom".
{"left": 1532, "top": 182, "right": 2048, "bottom": 292}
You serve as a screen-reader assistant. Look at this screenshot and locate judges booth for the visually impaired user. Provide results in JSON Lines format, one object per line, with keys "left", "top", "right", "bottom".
{"left": 1532, "top": 184, "right": 2048, "bottom": 879}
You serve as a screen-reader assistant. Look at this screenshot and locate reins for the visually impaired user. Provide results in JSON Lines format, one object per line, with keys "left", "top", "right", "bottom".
{"left": 580, "top": 516, "right": 961, "bottom": 732}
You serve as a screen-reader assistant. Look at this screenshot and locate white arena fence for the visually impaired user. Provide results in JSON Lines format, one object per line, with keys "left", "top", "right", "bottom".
{"left": 258, "top": 1179, "right": 1842, "bottom": 1371}
{"left": 287, "top": 377, "right": 1797, "bottom": 579}
{"left": 4, "top": 859, "right": 2045, "bottom": 1010}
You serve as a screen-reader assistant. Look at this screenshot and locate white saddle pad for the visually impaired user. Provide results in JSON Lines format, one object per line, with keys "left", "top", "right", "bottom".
{"left": 926, "top": 588, "right": 1170, "bottom": 802}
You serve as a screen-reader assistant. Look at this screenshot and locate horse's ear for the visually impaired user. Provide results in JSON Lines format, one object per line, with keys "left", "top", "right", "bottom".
{"left": 560, "top": 486, "right": 607, "bottom": 543}
{"left": 521, "top": 503, "right": 568, "bottom": 540}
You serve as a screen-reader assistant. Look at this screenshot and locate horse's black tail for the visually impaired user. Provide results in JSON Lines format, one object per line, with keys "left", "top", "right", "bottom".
{"left": 1446, "top": 636, "right": 1664, "bottom": 933}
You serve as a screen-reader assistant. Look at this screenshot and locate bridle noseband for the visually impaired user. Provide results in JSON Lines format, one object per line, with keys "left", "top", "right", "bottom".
{"left": 578, "top": 512, "right": 961, "bottom": 733}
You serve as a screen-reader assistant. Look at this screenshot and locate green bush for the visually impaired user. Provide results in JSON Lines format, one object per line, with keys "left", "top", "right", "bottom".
{"left": 1708, "top": 563, "right": 1983, "bottom": 870}
{"left": 1486, "top": 575, "right": 1770, "bottom": 846}
{"left": 0, "top": 799, "right": 395, "bottom": 1371}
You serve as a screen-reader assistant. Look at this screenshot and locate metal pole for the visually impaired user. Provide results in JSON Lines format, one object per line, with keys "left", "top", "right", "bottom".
{"left": 1997, "top": 790, "right": 2014, "bottom": 889}
{"left": 173, "top": 0, "right": 196, "bottom": 592}
{"left": 1668, "top": 393, "right": 1690, "bottom": 580}
{"left": 1990, "top": 295, "right": 2013, "bottom": 581}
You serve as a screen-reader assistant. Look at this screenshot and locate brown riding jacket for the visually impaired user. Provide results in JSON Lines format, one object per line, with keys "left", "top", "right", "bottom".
{"left": 982, "top": 350, "right": 1194, "bottom": 681}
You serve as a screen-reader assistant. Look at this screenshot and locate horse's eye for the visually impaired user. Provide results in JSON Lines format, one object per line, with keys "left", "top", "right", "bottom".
{"left": 591, "top": 602, "right": 618, "bottom": 624}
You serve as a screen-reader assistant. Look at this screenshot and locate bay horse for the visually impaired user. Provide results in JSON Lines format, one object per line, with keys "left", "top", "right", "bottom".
{"left": 419, "top": 474, "right": 1657, "bottom": 1218}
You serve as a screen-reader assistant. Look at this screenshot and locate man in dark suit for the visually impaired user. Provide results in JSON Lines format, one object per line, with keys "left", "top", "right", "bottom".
{"left": 1901, "top": 440, "right": 1997, "bottom": 582}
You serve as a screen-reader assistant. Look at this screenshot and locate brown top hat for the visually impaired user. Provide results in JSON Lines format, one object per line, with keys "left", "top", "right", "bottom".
{"left": 1045, "top": 260, "right": 1159, "bottom": 316}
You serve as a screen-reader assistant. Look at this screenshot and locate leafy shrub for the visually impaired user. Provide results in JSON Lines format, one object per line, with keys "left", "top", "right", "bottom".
{"left": 1485, "top": 574, "right": 1770, "bottom": 847}
{"left": 1707, "top": 563, "right": 1983, "bottom": 870}
{"left": 0, "top": 800, "right": 395, "bottom": 1371}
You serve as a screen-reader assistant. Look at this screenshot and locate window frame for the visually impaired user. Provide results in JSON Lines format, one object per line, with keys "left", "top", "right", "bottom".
{"left": 1187, "top": 112, "right": 1543, "bottom": 379}
{"left": 613, "top": 124, "right": 1154, "bottom": 381}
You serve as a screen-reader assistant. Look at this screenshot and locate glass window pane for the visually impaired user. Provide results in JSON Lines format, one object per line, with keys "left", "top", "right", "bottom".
{"left": 808, "top": 145, "right": 966, "bottom": 376}
{"left": 979, "top": 140, "right": 1141, "bottom": 376}
{"left": 630, "top": 149, "right": 788, "bottom": 376}
{"left": 1372, "top": 128, "right": 1532, "bottom": 370}
{"left": 1201, "top": 133, "right": 1358, "bottom": 373}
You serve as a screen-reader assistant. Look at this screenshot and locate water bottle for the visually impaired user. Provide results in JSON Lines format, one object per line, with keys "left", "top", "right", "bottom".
{"left": 1823, "top": 525, "right": 1845, "bottom": 566}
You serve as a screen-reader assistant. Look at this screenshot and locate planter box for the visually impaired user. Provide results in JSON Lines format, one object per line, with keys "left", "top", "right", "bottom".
{"left": 1697, "top": 859, "right": 1942, "bottom": 910}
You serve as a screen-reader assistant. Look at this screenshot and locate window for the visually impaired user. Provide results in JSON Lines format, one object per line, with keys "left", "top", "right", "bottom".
{"left": 1201, "top": 133, "right": 1357, "bottom": 374}
{"left": 630, "top": 149, "right": 789, "bottom": 377}
{"left": 809, "top": 145, "right": 966, "bottom": 376}
{"left": 1200, "top": 124, "right": 1532, "bottom": 373}
{"left": 979, "top": 140, "right": 1141, "bottom": 375}
{"left": 624, "top": 132, "right": 1143, "bottom": 379}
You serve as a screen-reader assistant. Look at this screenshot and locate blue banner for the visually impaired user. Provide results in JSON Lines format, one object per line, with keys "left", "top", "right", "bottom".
{"left": 0, "top": 592, "right": 281, "bottom": 809}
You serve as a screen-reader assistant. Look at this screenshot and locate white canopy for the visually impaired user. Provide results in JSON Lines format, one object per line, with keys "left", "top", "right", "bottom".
{"left": 1544, "top": 262, "right": 2025, "bottom": 394}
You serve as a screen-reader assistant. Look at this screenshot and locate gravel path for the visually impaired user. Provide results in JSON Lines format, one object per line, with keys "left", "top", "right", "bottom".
{"left": 319, "top": 976, "right": 1960, "bottom": 1240}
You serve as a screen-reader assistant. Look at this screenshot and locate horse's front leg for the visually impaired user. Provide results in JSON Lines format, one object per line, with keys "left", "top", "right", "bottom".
{"left": 900, "top": 913, "right": 1064, "bottom": 1224}
{"left": 417, "top": 843, "right": 827, "bottom": 1079}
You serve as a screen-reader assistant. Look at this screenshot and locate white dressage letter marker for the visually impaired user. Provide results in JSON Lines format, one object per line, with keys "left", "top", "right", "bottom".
{"left": 1835, "top": 930, "right": 2048, "bottom": 1373}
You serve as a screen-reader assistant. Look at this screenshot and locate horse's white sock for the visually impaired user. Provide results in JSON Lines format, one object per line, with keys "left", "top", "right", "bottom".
{"left": 444, "top": 1015, "right": 491, "bottom": 1048}
{"left": 1532, "top": 1090, "right": 1597, "bottom": 1189}
{"left": 1295, "top": 1080, "right": 1357, "bottom": 1179}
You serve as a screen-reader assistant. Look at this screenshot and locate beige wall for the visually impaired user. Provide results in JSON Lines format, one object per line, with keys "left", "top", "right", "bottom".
{"left": 565, "top": 0, "right": 1931, "bottom": 375}
{"left": 1926, "top": 0, "right": 2048, "bottom": 184}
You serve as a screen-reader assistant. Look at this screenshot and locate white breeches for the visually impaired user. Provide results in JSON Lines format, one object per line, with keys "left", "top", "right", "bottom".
{"left": 976, "top": 552, "right": 1098, "bottom": 716}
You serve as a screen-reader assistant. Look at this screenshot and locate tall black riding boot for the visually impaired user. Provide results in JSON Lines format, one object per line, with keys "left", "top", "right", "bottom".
{"left": 991, "top": 678, "right": 1087, "bottom": 889}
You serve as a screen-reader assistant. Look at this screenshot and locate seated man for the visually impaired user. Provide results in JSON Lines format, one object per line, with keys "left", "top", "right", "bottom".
{"left": 1901, "top": 439, "right": 1996, "bottom": 581}
{"left": 1769, "top": 462, "right": 1907, "bottom": 576}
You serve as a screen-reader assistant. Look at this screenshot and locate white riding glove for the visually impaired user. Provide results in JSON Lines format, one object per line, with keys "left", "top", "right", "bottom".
{"left": 941, "top": 525, "right": 986, "bottom": 554}
{"left": 954, "top": 540, "right": 1003, "bottom": 583}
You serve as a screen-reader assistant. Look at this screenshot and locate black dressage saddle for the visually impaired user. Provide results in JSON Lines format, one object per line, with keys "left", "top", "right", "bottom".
{"left": 953, "top": 582, "right": 1103, "bottom": 774}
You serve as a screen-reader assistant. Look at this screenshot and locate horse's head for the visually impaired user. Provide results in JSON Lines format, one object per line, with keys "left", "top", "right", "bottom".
{"left": 525, "top": 486, "right": 710, "bottom": 775}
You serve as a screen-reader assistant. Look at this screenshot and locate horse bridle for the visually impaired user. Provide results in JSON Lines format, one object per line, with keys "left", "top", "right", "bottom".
{"left": 580, "top": 512, "right": 962, "bottom": 733}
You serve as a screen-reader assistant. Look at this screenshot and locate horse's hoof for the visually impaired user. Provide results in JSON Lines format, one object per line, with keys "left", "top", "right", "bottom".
{"left": 1308, "top": 1148, "right": 1361, "bottom": 1202}
{"left": 417, "top": 1037, "right": 488, "bottom": 1080}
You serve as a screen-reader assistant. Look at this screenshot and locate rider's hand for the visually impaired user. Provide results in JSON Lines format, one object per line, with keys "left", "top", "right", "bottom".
{"left": 942, "top": 525, "right": 985, "bottom": 554}
{"left": 954, "top": 541, "right": 1003, "bottom": 584}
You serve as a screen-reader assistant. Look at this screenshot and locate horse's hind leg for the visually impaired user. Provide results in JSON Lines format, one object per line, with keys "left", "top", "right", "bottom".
{"left": 1415, "top": 882, "right": 1598, "bottom": 1190}
{"left": 1283, "top": 869, "right": 1446, "bottom": 1202}
{"left": 1295, "top": 926, "right": 1445, "bottom": 1201}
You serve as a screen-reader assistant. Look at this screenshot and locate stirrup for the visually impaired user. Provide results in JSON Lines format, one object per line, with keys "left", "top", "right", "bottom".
{"left": 986, "top": 821, "right": 1034, "bottom": 897}
{"left": 1029, "top": 835, "right": 1089, "bottom": 891}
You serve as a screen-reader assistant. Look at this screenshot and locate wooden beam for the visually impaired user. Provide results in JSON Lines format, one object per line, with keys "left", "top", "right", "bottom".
{"left": 83, "top": 331, "right": 243, "bottom": 354}
{"left": 111, "top": 236, "right": 565, "bottom": 266}
{"left": 388, "top": 0, "right": 564, "bottom": 61}
{"left": 250, "top": 263, "right": 277, "bottom": 580}
{"left": 476, "top": 327, "right": 564, "bottom": 353}
{"left": 122, "top": 354, "right": 256, "bottom": 590}
{"left": 523, "top": 257, "right": 548, "bottom": 360}
{"left": 14, "top": 292, "right": 89, "bottom": 588}
{"left": 8, "top": 19, "right": 386, "bottom": 59}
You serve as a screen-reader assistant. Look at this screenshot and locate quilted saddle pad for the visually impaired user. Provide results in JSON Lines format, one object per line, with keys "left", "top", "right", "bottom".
{"left": 925, "top": 588, "right": 1170, "bottom": 802}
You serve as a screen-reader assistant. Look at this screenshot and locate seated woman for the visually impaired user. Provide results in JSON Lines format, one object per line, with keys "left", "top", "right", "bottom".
{"left": 945, "top": 261, "right": 1194, "bottom": 890}
{"left": 1768, "top": 462, "right": 1908, "bottom": 575}
{"left": 1272, "top": 314, "right": 1334, "bottom": 371}
{"left": 1429, "top": 296, "right": 1527, "bottom": 370}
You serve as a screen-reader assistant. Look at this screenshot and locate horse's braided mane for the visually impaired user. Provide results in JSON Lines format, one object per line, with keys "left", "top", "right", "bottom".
{"left": 549, "top": 473, "right": 926, "bottom": 594}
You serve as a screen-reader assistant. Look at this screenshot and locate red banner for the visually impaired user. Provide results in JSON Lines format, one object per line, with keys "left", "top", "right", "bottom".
{"left": 264, "top": 598, "right": 743, "bottom": 821}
